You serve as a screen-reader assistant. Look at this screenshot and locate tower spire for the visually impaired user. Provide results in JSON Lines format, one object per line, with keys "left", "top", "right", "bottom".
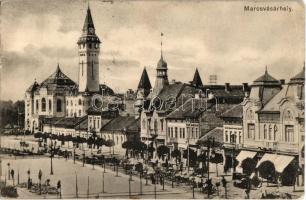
{"left": 160, "top": 32, "right": 163, "bottom": 58}
{"left": 265, "top": 65, "right": 268, "bottom": 74}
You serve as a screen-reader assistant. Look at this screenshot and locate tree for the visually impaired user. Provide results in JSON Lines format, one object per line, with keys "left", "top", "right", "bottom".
{"left": 258, "top": 161, "right": 275, "bottom": 181}
{"left": 171, "top": 149, "right": 181, "bottom": 165}
{"left": 157, "top": 145, "right": 170, "bottom": 160}
{"left": 183, "top": 148, "right": 197, "bottom": 167}
{"left": 122, "top": 141, "right": 133, "bottom": 158}
{"left": 241, "top": 158, "right": 257, "bottom": 176}
{"left": 105, "top": 139, "right": 115, "bottom": 154}
{"left": 210, "top": 152, "right": 224, "bottom": 177}
{"left": 34, "top": 132, "right": 43, "bottom": 139}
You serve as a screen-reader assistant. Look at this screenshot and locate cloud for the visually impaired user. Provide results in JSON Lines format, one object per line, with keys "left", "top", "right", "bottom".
{"left": 1, "top": 0, "right": 304, "bottom": 101}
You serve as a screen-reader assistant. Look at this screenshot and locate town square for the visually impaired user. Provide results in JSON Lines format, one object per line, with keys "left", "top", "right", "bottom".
{"left": 0, "top": 0, "right": 304, "bottom": 199}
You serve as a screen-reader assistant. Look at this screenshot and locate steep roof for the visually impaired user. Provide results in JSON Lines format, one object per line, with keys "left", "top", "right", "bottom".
{"left": 101, "top": 116, "right": 140, "bottom": 133}
{"left": 253, "top": 68, "right": 280, "bottom": 86}
{"left": 167, "top": 98, "right": 211, "bottom": 119}
{"left": 198, "top": 127, "right": 223, "bottom": 144}
{"left": 83, "top": 6, "right": 95, "bottom": 33}
{"left": 40, "top": 65, "right": 77, "bottom": 89}
{"left": 191, "top": 68, "right": 203, "bottom": 88}
{"left": 137, "top": 68, "right": 152, "bottom": 90}
{"left": 289, "top": 67, "right": 305, "bottom": 84}
{"left": 26, "top": 80, "right": 40, "bottom": 93}
{"left": 77, "top": 6, "right": 100, "bottom": 44}
{"left": 221, "top": 104, "right": 243, "bottom": 118}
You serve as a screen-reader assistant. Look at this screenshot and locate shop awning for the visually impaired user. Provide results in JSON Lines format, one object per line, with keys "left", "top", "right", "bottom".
{"left": 256, "top": 154, "right": 295, "bottom": 173}
{"left": 236, "top": 150, "right": 257, "bottom": 163}
{"left": 274, "top": 155, "right": 295, "bottom": 173}
{"left": 256, "top": 153, "right": 278, "bottom": 168}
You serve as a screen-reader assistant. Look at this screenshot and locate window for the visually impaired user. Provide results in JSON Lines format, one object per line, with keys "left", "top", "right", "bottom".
{"left": 160, "top": 119, "right": 164, "bottom": 131}
{"left": 179, "top": 128, "right": 182, "bottom": 138}
{"left": 195, "top": 128, "right": 198, "bottom": 138}
{"left": 263, "top": 124, "right": 267, "bottom": 139}
{"left": 78, "top": 99, "right": 82, "bottom": 105}
{"left": 71, "top": 100, "right": 73, "bottom": 106}
{"left": 247, "top": 124, "right": 255, "bottom": 139}
{"left": 187, "top": 127, "right": 190, "bottom": 138}
{"left": 268, "top": 125, "right": 272, "bottom": 140}
{"left": 175, "top": 127, "right": 178, "bottom": 138}
{"left": 142, "top": 119, "right": 146, "bottom": 129}
{"left": 56, "top": 99, "right": 62, "bottom": 112}
{"left": 274, "top": 125, "right": 278, "bottom": 140}
{"left": 79, "top": 110, "right": 81, "bottom": 117}
{"left": 154, "top": 120, "right": 158, "bottom": 131}
{"left": 36, "top": 100, "right": 39, "bottom": 112}
{"left": 285, "top": 125, "right": 294, "bottom": 142}
{"left": 191, "top": 128, "right": 194, "bottom": 138}
{"left": 284, "top": 110, "right": 293, "bottom": 121}
{"left": 171, "top": 127, "right": 173, "bottom": 138}
{"left": 182, "top": 129, "right": 185, "bottom": 139}
{"left": 41, "top": 98, "right": 46, "bottom": 112}
{"left": 49, "top": 100, "right": 52, "bottom": 111}
{"left": 168, "top": 127, "right": 170, "bottom": 138}
{"left": 225, "top": 132, "right": 228, "bottom": 142}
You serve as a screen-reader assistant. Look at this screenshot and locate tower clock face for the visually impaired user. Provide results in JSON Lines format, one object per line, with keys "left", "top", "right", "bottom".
{"left": 89, "top": 28, "right": 94, "bottom": 34}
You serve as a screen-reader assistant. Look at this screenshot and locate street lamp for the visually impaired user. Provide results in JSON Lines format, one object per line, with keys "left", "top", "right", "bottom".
{"left": 7, "top": 162, "right": 10, "bottom": 180}
{"left": 49, "top": 139, "right": 55, "bottom": 175}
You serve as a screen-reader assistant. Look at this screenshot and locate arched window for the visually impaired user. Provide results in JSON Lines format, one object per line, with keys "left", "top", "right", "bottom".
{"left": 154, "top": 119, "right": 158, "bottom": 131}
{"left": 41, "top": 98, "right": 46, "bottom": 112}
{"left": 142, "top": 119, "right": 146, "bottom": 129}
{"left": 56, "top": 99, "right": 62, "bottom": 112}
{"left": 263, "top": 124, "right": 267, "bottom": 139}
{"left": 49, "top": 100, "right": 52, "bottom": 111}
{"left": 269, "top": 125, "right": 272, "bottom": 140}
{"left": 273, "top": 125, "right": 278, "bottom": 140}
{"left": 36, "top": 100, "right": 39, "bottom": 112}
{"left": 78, "top": 99, "right": 82, "bottom": 105}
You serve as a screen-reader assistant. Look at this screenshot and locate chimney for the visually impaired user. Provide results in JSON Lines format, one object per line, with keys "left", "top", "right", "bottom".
{"left": 280, "top": 79, "right": 285, "bottom": 85}
{"left": 225, "top": 83, "right": 231, "bottom": 92}
{"left": 171, "top": 79, "right": 176, "bottom": 84}
{"left": 242, "top": 83, "right": 249, "bottom": 92}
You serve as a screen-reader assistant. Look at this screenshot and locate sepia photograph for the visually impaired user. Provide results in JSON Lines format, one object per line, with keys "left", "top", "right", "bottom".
{"left": 0, "top": 0, "right": 304, "bottom": 199}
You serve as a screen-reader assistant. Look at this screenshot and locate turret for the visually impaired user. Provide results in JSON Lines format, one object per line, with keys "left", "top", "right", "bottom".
{"left": 77, "top": 6, "right": 101, "bottom": 93}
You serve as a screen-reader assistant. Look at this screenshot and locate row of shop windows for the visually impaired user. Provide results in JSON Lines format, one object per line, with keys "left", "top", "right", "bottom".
{"left": 167, "top": 126, "right": 199, "bottom": 139}
{"left": 142, "top": 118, "right": 164, "bottom": 132}
{"left": 89, "top": 117, "right": 101, "bottom": 130}
{"left": 247, "top": 123, "right": 295, "bottom": 142}
{"left": 225, "top": 130, "right": 242, "bottom": 144}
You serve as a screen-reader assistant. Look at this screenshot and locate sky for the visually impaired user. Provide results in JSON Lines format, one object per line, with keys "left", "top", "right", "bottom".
{"left": 0, "top": 0, "right": 304, "bottom": 101}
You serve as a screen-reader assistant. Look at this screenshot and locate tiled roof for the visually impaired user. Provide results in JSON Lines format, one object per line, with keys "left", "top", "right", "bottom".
{"left": 167, "top": 98, "right": 211, "bottom": 119}
{"left": 221, "top": 104, "right": 243, "bottom": 118}
{"left": 101, "top": 116, "right": 140, "bottom": 133}
{"left": 40, "top": 65, "right": 77, "bottom": 89}
{"left": 199, "top": 127, "right": 223, "bottom": 144}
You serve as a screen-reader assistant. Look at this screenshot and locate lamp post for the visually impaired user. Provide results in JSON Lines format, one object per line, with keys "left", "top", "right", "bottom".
{"left": 50, "top": 139, "right": 54, "bottom": 175}
{"left": 102, "top": 170, "right": 105, "bottom": 193}
{"left": 7, "top": 162, "right": 10, "bottom": 180}
{"left": 139, "top": 172, "right": 143, "bottom": 195}
{"left": 128, "top": 170, "right": 132, "bottom": 197}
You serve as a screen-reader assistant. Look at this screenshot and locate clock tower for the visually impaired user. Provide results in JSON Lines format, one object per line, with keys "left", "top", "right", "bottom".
{"left": 77, "top": 6, "right": 101, "bottom": 93}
